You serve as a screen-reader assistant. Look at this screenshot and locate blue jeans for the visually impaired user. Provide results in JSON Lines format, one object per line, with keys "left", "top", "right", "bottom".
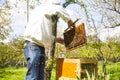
{"left": 24, "top": 41, "right": 45, "bottom": 80}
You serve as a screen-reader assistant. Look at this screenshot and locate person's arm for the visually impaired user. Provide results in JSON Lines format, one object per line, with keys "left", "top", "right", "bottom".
{"left": 56, "top": 37, "right": 64, "bottom": 45}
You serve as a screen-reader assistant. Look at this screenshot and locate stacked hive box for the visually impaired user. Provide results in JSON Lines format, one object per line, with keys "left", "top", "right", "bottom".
{"left": 56, "top": 58, "right": 98, "bottom": 80}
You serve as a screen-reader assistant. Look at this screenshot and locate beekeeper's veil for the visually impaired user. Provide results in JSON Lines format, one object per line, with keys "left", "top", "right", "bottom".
{"left": 41, "top": 0, "right": 60, "bottom": 5}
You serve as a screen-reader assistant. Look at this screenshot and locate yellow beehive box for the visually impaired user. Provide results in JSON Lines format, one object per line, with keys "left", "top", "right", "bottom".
{"left": 56, "top": 58, "right": 98, "bottom": 80}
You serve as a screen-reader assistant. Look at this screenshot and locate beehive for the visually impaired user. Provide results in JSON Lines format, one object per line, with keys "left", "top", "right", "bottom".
{"left": 56, "top": 58, "right": 98, "bottom": 80}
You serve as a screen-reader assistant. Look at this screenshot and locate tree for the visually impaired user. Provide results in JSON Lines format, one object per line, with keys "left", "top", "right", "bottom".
{"left": 0, "top": 0, "right": 12, "bottom": 40}
{"left": 44, "top": 15, "right": 58, "bottom": 80}
{"left": 85, "top": 0, "right": 120, "bottom": 28}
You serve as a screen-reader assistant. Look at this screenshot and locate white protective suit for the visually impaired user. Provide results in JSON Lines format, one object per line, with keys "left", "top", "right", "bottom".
{"left": 24, "top": 0, "right": 70, "bottom": 49}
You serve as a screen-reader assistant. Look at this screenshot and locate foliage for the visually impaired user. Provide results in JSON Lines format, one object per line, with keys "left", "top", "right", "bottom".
{"left": 98, "top": 61, "right": 120, "bottom": 80}
{"left": 55, "top": 42, "right": 120, "bottom": 61}
{"left": 0, "top": 37, "right": 25, "bottom": 67}
{"left": 107, "top": 62, "right": 120, "bottom": 80}
{"left": 0, "top": 43, "right": 15, "bottom": 67}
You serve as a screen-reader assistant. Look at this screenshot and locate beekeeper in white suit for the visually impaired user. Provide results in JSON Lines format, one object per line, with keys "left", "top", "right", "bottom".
{"left": 24, "top": 0, "right": 74, "bottom": 80}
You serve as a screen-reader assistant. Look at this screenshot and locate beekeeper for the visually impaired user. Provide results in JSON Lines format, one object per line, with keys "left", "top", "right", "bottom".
{"left": 24, "top": 0, "right": 74, "bottom": 80}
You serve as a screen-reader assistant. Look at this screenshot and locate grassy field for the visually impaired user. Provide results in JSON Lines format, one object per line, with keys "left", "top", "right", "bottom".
{"left": 0, "top": 62, "right": 120, "bottom": 80}
{"left": 0, "top": 67, "right": 56, "bottom": 80}
{"left": 0, "top": 67, "right": 27, "bottom": 80}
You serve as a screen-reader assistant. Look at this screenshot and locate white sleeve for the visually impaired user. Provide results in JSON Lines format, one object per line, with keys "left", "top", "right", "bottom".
{"left": 56, "top": 6, "right": 70, "bottom": 22}
{"left": 45, "top": 5, "right": 70, "bottom": 22}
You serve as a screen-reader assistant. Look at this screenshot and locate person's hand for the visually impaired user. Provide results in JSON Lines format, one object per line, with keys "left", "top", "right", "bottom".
{"left": 56, "top": 37, "right": 64, "bottom": 45}
{"left": 68, "top": 20, "right": 75, "bottom": 28}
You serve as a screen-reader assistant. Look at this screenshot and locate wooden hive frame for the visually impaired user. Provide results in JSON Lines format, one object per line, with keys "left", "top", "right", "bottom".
{"left": 63, "top": 23, "right": 87, "bottom": 50}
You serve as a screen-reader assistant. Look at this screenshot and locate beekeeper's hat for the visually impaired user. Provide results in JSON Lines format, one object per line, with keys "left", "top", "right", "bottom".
{"left": 41, "top": 0, "right": 60, "bottom": 4}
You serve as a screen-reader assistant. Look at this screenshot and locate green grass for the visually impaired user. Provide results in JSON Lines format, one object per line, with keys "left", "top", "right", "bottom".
{"left": 0, "top": 67, "right": 56, "bottom": 80}
{"left": 0, "top": 67, "right": 27, "bottom": 80}
{"left": 0, "top": 62, "right": 120, "bottom": 80}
